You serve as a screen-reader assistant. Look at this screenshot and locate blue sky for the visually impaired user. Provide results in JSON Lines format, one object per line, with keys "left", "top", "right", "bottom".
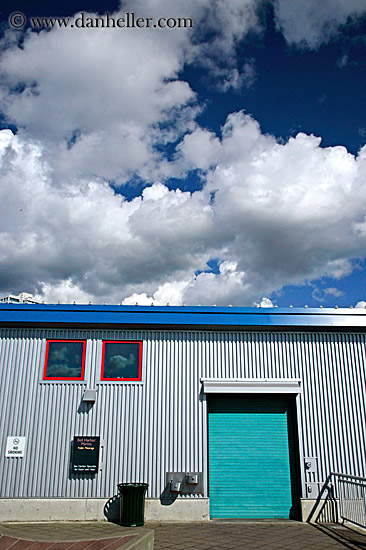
{"left": 0, "top": 0, "right": 366, "bottom": 307}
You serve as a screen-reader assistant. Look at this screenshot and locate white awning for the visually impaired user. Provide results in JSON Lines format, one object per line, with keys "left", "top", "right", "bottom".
{"left": 201, "top": 378, "right": 302, "bottom": 394}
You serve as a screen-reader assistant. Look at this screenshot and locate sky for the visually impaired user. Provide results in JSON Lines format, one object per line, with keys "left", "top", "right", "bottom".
{"left": 0, "top": 0, "right": 366, "bottom": 307}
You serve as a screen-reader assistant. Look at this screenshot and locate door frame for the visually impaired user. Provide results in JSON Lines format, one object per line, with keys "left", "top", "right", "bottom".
{"left": 201, "top": 378, "right": 305, "bottom": 518}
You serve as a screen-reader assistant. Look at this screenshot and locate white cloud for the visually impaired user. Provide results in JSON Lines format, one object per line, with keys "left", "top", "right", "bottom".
{"left": 274, "top": 0, "right": 366, "bottom": 49}
{"left": 35, "top": 279, "right": 93, "bottom": 304}
{"left": 256, "top": 297, "right": 275, "bottom": 308}
{"left": 177, "top": 128, "right": 222, "bottom": 171}
{"left": 0, "top": 130, "right": 219, "bottom": 302}
{"left": 122, "top": 262, "right": 249, "bottom": 306}
{"left": 122, "top": 293, "right": 156, "bottom": 306}
{"left": 323, "top": 260, "right": 354, "bottom": 280}
{"left": 122, "top": 281, "right": 189, "bottom": 306}
{"left": 203, "top": 113, "right": 366, "bottom": 296}
{"left": 1, "top": 11, "right": 192, "bottom": 141}
{"left": 2, "top": 107, "right": 366, "bottom": 306}
{"left": 0, "top": 7, "right": 197, "bottom": 184}
{"left": 0, "top": 0, "right": 262, "bottom": 183}
{"left": 312, "top": 286, "right": 345, "bottom": 302}
{"left": 1, "top": 0, "right": 366, "bottom": 308}
{"left": 184, "top": 261, "right": 250, "bottom": 305}
{"left": 355, "top": 300, "right": 366, "bottom": 308}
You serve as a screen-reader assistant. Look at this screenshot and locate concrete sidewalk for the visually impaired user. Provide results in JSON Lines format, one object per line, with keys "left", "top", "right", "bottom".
{"left": 148, "top": 521, "right": 366, "bottom": 549}
{"left": 2, "top": 521, "right": 366, "bottom": 550}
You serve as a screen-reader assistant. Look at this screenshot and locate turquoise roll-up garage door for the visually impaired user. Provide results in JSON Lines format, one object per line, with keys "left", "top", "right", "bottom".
{"left": 208, "top": 394, "right": 300, "bottom": 519}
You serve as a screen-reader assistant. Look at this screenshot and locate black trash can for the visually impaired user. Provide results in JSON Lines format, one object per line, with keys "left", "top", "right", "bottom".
{"left": 118, "top": 482, "right": 148, "bottom": 527}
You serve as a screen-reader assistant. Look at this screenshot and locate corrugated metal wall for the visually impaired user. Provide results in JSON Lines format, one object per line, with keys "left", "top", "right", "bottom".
{"left": 1, "top": 328, "right": 366, "bottom": 500}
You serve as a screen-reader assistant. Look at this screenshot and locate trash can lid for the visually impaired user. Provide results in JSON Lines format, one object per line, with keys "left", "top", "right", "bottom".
{"left": 118, "top": 482, "right": 148, "bottom": 488}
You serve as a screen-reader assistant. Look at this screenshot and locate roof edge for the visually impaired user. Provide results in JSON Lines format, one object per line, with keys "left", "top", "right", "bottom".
{"left": 0, "top": 303, "right": 365, "bottom": 329}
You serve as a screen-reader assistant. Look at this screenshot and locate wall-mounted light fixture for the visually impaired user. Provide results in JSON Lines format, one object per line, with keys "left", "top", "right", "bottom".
{"left": 82, "top": 389, "right": 97, "bottom": 403}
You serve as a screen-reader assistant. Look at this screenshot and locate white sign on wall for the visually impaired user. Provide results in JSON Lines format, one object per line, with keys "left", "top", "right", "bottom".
{"left": 6, "top": 436, "right": 26, "bottom": 457}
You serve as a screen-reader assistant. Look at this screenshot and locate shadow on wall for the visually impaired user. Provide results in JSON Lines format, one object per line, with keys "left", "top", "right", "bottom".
{"left": 308, "top": 475, "right": 338, "bottom": 524}
{"left": 77, "top": 401, "right": 95, "bottom": 414}
{"left": 104, "top": 494, "right": 121, "bottom": 522}
{"left": 160, "top": 482, "right": 178, "bottom": 506}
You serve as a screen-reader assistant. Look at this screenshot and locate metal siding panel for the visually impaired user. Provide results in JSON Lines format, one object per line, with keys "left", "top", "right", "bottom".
{"left": 1, "top": 328, "right": 366, "bottom": 503}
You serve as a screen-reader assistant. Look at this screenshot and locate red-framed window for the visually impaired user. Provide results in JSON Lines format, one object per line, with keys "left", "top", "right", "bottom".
{"left": 43, "top": 340, "right": 86, "bottom": 381}
{"left": 101, "top": 341, "right": 143, "bottom": 381}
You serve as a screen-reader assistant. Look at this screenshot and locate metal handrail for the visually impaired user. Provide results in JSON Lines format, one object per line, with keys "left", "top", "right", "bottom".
{"left": 332, "top": 472, "right": 366, "bottom": 483}
{"left": 331, "top": 472, "right": 366, "bottom": 529}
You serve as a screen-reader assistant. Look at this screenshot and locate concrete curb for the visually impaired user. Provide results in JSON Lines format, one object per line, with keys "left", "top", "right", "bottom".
{"left": 122, "top": 530, "right": 154, "bottom": 550}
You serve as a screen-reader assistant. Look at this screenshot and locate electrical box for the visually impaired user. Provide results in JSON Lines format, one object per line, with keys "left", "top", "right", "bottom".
{"left": 166, "top": 472, "right": 204, "bottom": 494}
{"left": 304, "top": 457, "right": 317, "bottom": 473}
{"left": 170, "top": 480, "right": 182, "bottom": 493}
{"left": 186, "top": 473, "right": 199, "bottom": 484}
{"left": 306, "top": 482, "right": 319, "bottom": 498}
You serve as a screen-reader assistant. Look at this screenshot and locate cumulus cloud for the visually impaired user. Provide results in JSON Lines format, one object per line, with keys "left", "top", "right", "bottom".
{"left": 256, "top": 297, "right": 275, "bottom": 308}
{"left": 177, "top": 128, "right": 222, "bottom": 171}
{"left": 35, "top": 280, "right": 94, "bottom": 304}
{"left": 2, "top": 108, "right": 366, "bottom": 305}
{"left": 185, "top": 261, "right": 250, "bottom": 305}
{"left": 274, "top": 0, "right": 366, "bottom": 49}
{"left": 122, "top": 281, "right": 189, "bottom": 306}
{"left": 204, "top": 113, "right": 366, "bottom": 289}
{"left": 0, "top": 130, "right": 220, "bottom": 302}
{"left": 0, "top": 0, "right": 261, "bottom": 183}
{"left": 1, "top": 0, "right": 366, "bottom": 306}
{"left": 0, "top": 10, "right": 197, "bottom": 184}
{"left": 122, "top": 262, "right": 249, "bottom": 306}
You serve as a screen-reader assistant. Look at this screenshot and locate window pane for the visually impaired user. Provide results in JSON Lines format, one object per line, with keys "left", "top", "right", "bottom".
{"left": 102, "top": 342, "right": 142, "bottom": 380}
{"left": 44, "top": 341, "right": 85, "bottom": 379}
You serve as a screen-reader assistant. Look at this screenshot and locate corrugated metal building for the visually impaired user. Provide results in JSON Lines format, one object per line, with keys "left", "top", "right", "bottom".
{"left": 0, "top": 304, "right": 365, "bottom": 522}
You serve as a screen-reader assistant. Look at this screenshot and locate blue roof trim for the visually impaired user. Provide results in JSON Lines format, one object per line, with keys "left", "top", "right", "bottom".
{"left": 0, "top": 304, "right": 365, "bottom": 328}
